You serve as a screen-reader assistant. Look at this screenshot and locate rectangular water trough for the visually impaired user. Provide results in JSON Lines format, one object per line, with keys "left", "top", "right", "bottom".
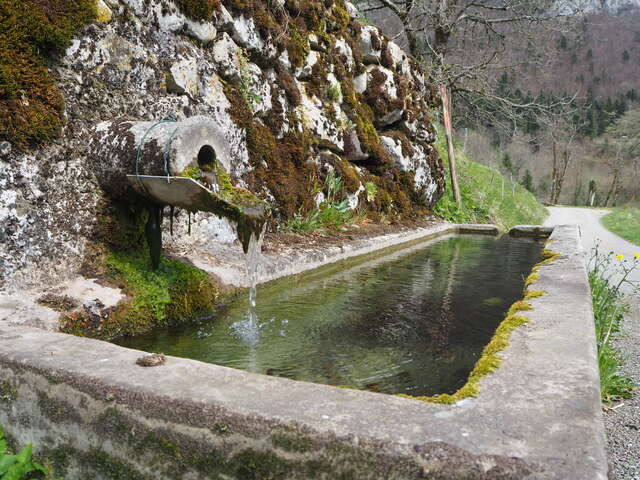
{"left": 0, "top": 224, "right": 606, "bottom": 479}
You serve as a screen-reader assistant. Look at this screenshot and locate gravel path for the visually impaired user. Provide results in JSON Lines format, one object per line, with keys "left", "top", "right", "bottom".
{"left": 545, "top": 207, "right": 640, "bottom": 480}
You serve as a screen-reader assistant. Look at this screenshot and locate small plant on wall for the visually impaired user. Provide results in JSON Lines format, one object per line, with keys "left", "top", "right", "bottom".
{"left": 0, "top": 426, "right": 61, "bottom": 480}
{"left": 285, "top": 170, "right": 359, "bottom": 233}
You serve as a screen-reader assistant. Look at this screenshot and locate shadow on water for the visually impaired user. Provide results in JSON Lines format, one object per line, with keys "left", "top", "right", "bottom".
{"left": 115, "top": 235, "right": 543, "bottom": 397}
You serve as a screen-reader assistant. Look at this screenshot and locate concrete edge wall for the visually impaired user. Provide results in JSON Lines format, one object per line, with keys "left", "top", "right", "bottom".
{"left": 0, "top": 224, "right": 606, "bottom": 479}
{"left": 196, "top": 223, "right": 500, "bottom": 288}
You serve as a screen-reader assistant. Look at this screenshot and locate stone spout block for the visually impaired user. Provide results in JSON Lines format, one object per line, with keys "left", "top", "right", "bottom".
{"left": 90, "top": 116, "right": 269, "bottom": 253}
{"left": 126, "top": 174, "right": 269, "bottom": 247}
{"left": 90, "top": 116, "right": 239, "bottom": 199}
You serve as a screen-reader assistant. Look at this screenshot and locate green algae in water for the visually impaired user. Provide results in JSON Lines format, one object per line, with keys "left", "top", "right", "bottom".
{"left": 115, "top": 236, "right": 543, "bottom": 397}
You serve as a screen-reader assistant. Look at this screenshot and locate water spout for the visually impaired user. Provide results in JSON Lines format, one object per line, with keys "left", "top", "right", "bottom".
{"left": 89, "top": 116, "right": 270, "bottom": 269}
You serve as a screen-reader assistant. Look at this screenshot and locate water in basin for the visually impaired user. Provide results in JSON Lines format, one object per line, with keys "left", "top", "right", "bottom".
{"left": 115, "top": 235, "right": 543, "bottom": 397}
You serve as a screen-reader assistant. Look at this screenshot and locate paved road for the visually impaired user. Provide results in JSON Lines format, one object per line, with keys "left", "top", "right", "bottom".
{"left": 545, "top": 207, "right": 640, "bottom": 480}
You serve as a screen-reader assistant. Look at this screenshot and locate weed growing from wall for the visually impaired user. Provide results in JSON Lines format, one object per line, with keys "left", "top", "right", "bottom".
{"left": 0, "top": 425, "right": 59, "bottom": 480}
{"left": 284, "top": 170, "right": 360, "bottom": 233}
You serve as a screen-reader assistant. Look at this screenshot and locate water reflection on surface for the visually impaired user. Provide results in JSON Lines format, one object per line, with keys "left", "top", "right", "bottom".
{"left": 115, "top": 235, "right": 542, "bottom": 396}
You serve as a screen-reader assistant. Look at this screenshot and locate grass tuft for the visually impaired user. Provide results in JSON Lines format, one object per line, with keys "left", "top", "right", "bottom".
{"left": 589, "top": 246, "right": 638, "bottom": 402}
{"left": 284, "top": 170, "right": 361, "bottom": 233}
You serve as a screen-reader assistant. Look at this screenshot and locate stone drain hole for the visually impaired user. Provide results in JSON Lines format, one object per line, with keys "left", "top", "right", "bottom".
{"left": 198, "top": 144, "right": 216, "bottom": 170}
{"left": 197, "top": 145, "right": 217, "bottom": 189}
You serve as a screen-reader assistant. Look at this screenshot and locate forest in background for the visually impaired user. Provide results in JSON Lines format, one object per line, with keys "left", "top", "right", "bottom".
{"left": 360, "top": 1, "right": 640, "bottom": 207}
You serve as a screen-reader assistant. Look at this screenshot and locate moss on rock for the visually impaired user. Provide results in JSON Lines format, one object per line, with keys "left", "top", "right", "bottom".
{"left": 0, "top": 0, "right": 96, "bottom": 148}
{"left": 60, "top": 247, "right": 219, "bottom": 339}
{"left": 0, "top": 381, "right": 18, "bottom": 404}
{"left": 175, "top": 0, "right": 220, "bottom": 20}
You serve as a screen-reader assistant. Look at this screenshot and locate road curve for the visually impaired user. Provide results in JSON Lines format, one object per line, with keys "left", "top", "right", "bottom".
{"left": 544, "top": 207, "right": 640, "bottom": 286}
{"left": 545, "top": 206, "right": 639, "bottom": 480}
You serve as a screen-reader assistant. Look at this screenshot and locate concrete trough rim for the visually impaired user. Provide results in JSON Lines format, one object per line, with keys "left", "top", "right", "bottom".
{"left": 0, "top": 223, "right": 606, "bottom": 479}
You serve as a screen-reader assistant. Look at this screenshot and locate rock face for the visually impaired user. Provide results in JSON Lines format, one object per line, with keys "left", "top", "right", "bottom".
{"left": 0, "top": 0, "right": 444, "bottom": 290}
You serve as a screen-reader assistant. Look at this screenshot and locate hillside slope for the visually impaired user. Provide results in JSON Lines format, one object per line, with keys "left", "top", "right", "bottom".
{"left": 433, "top": 133, "right": 548, "bottom": 230}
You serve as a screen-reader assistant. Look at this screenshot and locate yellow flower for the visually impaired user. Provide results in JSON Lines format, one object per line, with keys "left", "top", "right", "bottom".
{"left": 616, "top": 254, "right": 624, "bottom": 260}
{"left": 634, "top": 253, "right": 640, "bottom": 260}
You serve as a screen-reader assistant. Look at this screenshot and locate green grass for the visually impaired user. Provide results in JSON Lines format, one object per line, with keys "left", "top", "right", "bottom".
{"left": 433, "top": 131, "right": 548, "bottom": 230}
{"left": 589, "top": 247, "right": 638, "bottom": 402}
{"left": 602, "top": 206, "right": 640, "bottom": 246}
{"left": 1, "top": 426, "right": 61, "bottom": 480}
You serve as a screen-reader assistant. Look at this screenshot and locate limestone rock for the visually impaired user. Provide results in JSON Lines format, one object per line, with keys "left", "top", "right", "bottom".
{"left": 344, "top": 1, "right": 359, "bottom": 18}
{"left": 214, "top": 4, "right": 234, "bottom": 32}
{"left": 359, "top": 26, "right": 382, "bottom": 64}
{"left": 344, "top": 130, "right": 369, "bottom": 163}
{"left": 334, "top": 38, "right": 354, "bottom": 71}
{"left": 364, "top": 65, "right": 405, "bottom": 127}
{"left": 166, "top": 57, "right": 199, "bottom": 97}
{"left": 299, "top": 85, "right": 345, "bottom": 150}
{"left": 0, "top": 142, "right": 11, "bottom": 157}
{"left": 353, "top": 72, "right": 367, "bottom": 94}
{"left": 185, "top": 20, "right": 217, "bottom": 44}
{"left": 231, "top": 16, "right": 264, "bottom": 52}
{"left": 212, "top": 33, "right": 242, "bottom": 81}
{"left": 295, "top": 51, "right": 320, "bottom": 80}
{"left": 96, "top": 0, "right": 113, "bottom": 23}
{"left": 380, "top": 136, "right": 439, "bottom": 204}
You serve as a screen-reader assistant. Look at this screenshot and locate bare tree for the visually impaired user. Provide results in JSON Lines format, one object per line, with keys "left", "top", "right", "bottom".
{"left": 602, "top": 109, "right": 640, "bottom": 205}
{"left": 539, "top": 107, "right": 584, "bottom": 204}
{"left": 359, "top": 0, "right": 587, "bottom": 204}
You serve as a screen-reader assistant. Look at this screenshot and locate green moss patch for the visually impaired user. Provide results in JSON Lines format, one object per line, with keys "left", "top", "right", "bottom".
{"left": 60, "top": 248, "right": 219, "bottom": 339}
{"left": 0, "top": 0, "right": 96, "bottom": 148}
{"left": 524, "top": 289, "right": 545, "bottom": 300}
{"left": 0, "top": 381, "right": 18, "bottom": 404}
{"left": 175, "top": 0, "right": 220, "bottom": 20}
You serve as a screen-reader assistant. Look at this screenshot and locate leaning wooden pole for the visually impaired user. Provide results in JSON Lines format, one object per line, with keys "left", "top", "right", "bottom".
{"left": 439, "top": 86, "right": 461, "bottom": 206}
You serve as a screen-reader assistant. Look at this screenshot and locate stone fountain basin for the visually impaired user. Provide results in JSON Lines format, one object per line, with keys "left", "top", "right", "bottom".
{"left": 0, "top": 224, "right": 606, "bottom": 479}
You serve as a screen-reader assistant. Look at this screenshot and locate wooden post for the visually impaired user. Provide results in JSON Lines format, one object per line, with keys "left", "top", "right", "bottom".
{"left": 439, "top": 86, "right": 461, "bottom": 207}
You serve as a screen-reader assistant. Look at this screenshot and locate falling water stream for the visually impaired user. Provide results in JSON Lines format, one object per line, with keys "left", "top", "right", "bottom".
{"left": 229, "top": 229, "right": 265, "bottom": 347}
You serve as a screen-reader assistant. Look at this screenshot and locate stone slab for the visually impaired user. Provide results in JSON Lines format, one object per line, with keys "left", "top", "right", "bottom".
{"left": 509, "top": 225, "right": 554, "bottom": 238}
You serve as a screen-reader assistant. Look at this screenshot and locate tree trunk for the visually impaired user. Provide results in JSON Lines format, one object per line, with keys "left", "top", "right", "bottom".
{"left": 550, "top": 142, "right": 559, "bottom": 204}
{"left": 440, "top": 86, "right": 461, "bottom": 206}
